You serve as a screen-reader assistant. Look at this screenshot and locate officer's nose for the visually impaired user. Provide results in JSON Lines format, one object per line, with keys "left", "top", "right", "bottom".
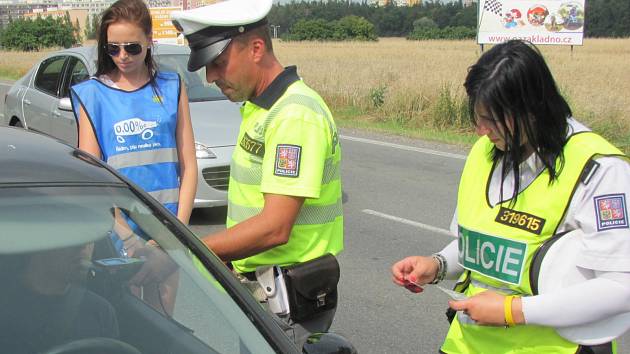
{"left": 205, "top": 64, "right": 218, "bottom": 84}
{"left": 475, "top": 119, "right": 492, "bottom": 137}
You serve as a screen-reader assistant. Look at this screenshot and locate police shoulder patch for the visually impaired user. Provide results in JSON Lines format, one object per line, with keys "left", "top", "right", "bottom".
{"left": 274, "top": 144, "right": 301, "bottom": 177}
{"left": 594, "top": 193, "right": 628, "bottom": 231}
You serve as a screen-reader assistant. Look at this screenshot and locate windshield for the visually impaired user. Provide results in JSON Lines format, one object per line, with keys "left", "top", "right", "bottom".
{"left": 155, "top": 54, "right": 226, "bottom": 103}
{"left": 0, "top": 186, "right": 275, "bottom": 354}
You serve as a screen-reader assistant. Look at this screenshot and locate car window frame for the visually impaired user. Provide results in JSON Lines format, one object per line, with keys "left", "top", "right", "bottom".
{"left": 33, "top": 55, "right": 71, "bottom": 98}
{"left": 60, "top": 55, "right": 90, "bottom": 99}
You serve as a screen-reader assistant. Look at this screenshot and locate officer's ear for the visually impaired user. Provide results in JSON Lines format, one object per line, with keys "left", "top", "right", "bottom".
{"left": 250, "top": 37, "right": 266, "bottom": 64}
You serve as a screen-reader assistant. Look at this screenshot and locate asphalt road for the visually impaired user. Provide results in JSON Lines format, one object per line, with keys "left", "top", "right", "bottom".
{"left": 2, "top": 79, "right": 629, "bottom": 353}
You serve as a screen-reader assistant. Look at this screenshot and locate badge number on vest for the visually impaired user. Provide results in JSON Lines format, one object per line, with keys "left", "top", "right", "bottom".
{"left": 458, "top": 227, "right": 527, "bottom": 285}
{"left": 495, "top": 207, "right": 546, "bottom": 235}
{"left": 240, "top": 133, "right": 265, "bottom": 158}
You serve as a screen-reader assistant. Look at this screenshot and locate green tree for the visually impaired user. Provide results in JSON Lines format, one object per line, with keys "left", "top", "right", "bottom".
{"left": 84, "top": 15, "right": 91, "bottom": 40}
{"left": 334, "top": 15, "right": 378, "bottom": 41}
{"left": 413, "top": 16, "right": 437, "bottom": 31}
{"left": 0, "top": 16, "right": 79, "bottom": 51}
{"left": 74, "top": 18, "right": 82, "bottom": 43}
{"left": 92, "top": 14, "right": 100, "bottom": 39}
{"left": 286, "top": 16, "right": 377, "bottom": 41}
{"left": 286, "top": 19, "right": 333, "bottom": 41}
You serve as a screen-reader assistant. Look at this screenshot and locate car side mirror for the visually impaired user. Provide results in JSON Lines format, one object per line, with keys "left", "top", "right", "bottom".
{"left": 58, "top": 97, "right": 73, "bottom": 112}
{"left": 302, "top": 332, "right": 357, "bottom": 354}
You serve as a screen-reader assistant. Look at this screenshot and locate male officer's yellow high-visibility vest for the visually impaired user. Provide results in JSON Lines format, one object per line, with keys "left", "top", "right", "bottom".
{"left": 441, "top": 132, "right": 625, "bottom": 354}
{"left": 229, "top": 79, "right": 343, "bottom": 274}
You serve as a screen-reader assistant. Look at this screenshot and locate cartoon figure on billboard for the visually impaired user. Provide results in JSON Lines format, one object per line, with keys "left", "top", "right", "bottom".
{"left": 559, "top": 2, "right": 584, "bottom": 30}
{"left": 527, "top": 5, "right": 549, "bottom": 26}
{"left": 544, "top": 13, "right": 564, "bottom": 32}
{"left": 502, "top": 9, "right": 525, "bottom": 29}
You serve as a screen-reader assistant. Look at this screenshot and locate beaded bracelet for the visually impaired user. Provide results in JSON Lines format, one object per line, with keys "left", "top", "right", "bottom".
{"left": 429, "top": 253, "right": 448, "bottom": 284}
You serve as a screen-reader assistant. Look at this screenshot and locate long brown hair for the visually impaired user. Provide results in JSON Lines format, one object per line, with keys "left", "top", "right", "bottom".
{"left": 95, "top": 0, "right": 159, "bottom": 90}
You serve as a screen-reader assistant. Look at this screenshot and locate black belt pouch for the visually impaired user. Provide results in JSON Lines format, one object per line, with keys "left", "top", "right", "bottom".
{"left": 282, "top": 253, "right": 340, "bottom": 322}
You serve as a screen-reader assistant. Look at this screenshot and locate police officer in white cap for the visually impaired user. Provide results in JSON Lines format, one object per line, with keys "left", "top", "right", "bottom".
{"left": 172, "top": 0, "right": 344, "bottom": 348}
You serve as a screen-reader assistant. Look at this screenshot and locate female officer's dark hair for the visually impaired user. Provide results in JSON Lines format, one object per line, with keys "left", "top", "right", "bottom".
{"left": 95, "top": 0, "right": 159, "bottom": 92}
{"left": 464, "top": 40, "right": 572, "bottom": 203}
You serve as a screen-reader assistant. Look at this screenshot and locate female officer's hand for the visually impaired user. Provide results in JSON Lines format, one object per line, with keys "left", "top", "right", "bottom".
{"left": 448, "top": 290, "right": 525, "bottom": 326}
{"left": 391, "top": 256, "right": 439, "bottom": 294}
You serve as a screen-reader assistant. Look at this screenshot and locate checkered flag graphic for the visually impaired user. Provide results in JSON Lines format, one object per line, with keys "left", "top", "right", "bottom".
{"left": 483, "top": 0, "right": 503, "bottom": 16}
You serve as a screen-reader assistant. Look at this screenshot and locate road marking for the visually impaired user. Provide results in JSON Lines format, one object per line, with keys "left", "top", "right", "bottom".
{"left": 0, "top": 82, "right": 13, "bottom": 88}
{"left": 340, "top": 135, "right": 466, "bottom": 160}
{"left": 363, "top": 209, "right": 455, "bottom": 237}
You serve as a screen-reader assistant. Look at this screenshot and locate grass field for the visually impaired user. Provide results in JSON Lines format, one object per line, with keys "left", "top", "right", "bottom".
{"left": 275, "top": 37, "right": 630, "bottom": 151}
{"left": 1, "top": 38, "right": 628, "bottom": 151}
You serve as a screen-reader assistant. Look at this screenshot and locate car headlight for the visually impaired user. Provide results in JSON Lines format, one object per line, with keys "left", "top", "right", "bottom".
{"left": 195, "top": 142, "right": 217, "bottom": 159}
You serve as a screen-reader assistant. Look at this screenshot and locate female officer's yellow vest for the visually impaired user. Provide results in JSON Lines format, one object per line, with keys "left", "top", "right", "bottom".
{"left": 441, "top": 132, "right": 625, "bottom": 354}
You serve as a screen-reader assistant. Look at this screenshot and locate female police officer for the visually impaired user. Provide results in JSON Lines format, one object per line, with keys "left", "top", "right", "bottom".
{"left": 392, "top": 40, "right": 630, "bottom": 353}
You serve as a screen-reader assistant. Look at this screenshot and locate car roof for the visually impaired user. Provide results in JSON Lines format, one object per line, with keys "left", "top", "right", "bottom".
{"left": 0, "top": 127, "right": 123, "bottom": 185}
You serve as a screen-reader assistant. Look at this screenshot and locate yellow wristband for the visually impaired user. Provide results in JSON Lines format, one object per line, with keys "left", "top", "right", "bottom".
{"left": 504, "top": 295, "right": 516, "bottom": 327}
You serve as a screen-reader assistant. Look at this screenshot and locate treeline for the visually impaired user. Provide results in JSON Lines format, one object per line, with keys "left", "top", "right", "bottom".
{"left": 586, "top": 0, "right": 630, "bottom": 37}
{"left": 286, "top": 15, "right": 378, "bottom": 41}
{"left": 0, "top": 13, "right": 80, "bottom": 51}
{"left": 269, "top": 0, "right": 630, "bottom": 39}
{"left": 269, "top": 1, "right": 475, "bottom": 38}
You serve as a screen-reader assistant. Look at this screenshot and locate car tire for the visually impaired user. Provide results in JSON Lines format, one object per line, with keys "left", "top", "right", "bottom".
{"left": 10, "top": 118, "right": 23, "bottom": 128}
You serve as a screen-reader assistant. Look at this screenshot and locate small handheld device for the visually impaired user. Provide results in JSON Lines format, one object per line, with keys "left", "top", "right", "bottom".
{"left": 93, "top": 257, "right": 145, "bottom": 281}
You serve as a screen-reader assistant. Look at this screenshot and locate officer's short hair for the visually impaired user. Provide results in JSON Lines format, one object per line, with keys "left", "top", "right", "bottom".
{"left": 233, "top": 24, "right": 273, "bottom": 53}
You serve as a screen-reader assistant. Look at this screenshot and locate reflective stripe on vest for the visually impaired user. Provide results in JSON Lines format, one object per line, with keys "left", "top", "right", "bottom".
{"left": 70, "top": 72, "right": 181, "bottom": 215}
{"left": 230, "top": 156, "right": 340, "bottom": 186}
{"left": 228, "top": 197, "right": 343, "bottom": 225}
{"left": 106, "top": 148, "right": 178, "bottom": 170}
{"left": 441, "top": 132, "right": 625, "bottom": 354}
{"left": 148, "top": 188, "right": 180, "bottom": 205}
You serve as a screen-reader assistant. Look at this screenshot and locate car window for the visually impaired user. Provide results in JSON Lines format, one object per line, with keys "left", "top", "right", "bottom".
{"left": 155, "top": 54, "right": 226, "bottom": 103}
{"left": 61, "top": 57, "right": 90, "bottom": 98}
{"left": 0, "top": 186, "right": 277, "bottom": 354}
{"left": 34, "top": 56, "right": 67, "bottom": 97}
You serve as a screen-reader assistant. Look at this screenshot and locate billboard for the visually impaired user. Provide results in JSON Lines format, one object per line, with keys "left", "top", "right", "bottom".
{"left": 150, "top": 7, "right": 184, "bottom": 45}
{"left": 477, "top": 0, "right": 585, "bottom": 46}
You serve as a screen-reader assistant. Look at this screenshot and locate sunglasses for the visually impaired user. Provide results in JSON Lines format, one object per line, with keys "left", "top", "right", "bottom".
{"left": 105, "top": 42, "right": 144, "bottom": 56}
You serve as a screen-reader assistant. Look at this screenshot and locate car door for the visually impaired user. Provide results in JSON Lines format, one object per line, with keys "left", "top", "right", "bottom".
{"left": 55, "top": 56, "right": 91, "bottom": 146}
{"left": 22, "top": 55, "right": 68, "bottom": 136}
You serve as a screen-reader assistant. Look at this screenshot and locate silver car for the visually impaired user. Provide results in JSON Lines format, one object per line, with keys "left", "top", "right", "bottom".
{"left": 3, "top": 44, "right": 240, "bottom": 209}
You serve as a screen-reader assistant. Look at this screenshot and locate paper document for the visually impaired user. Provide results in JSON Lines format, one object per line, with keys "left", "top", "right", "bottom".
{"left": 435, "top": 285, "right": 468, "bottom": 301}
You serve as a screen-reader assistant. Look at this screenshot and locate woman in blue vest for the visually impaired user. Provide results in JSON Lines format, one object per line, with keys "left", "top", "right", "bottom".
{"left": 392, "top": 40, "right": 630, "bottom": 353}
{"left": 71, "top": 0, "right": 196, "bottom": 314}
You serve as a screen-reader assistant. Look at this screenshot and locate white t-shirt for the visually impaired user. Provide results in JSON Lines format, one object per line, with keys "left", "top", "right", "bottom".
{"left": 440, "top": 118, "right": 630, "bottom": 326}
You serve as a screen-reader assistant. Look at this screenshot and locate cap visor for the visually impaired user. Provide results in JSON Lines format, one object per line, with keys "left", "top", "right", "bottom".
{"left": 187, "top": 38, "right": 231, "bottom": 72}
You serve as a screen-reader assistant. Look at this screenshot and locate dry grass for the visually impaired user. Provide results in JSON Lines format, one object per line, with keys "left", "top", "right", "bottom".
{"left": 1, "top": 38, "right": 628, "bottom": 149}
{"left": 275, "top": 37, "right": 630, "bottom": 150}
{"left": 0, "top": 48, "right": 63, "bottom": 80}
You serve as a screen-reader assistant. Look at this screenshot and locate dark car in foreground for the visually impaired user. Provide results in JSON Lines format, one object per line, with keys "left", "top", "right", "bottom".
{"left": 0, "top": 127, "right": 355, "bottom": 354}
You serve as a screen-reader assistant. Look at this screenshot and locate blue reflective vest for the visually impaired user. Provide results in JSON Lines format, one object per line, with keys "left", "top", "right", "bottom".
{"left": 71, "top": 72, "right": 181, "bottom": 252}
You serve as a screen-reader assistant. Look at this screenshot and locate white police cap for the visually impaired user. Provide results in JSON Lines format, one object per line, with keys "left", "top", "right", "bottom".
{"left": 171, "top": 0, "right": 273, "bottom": 71}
